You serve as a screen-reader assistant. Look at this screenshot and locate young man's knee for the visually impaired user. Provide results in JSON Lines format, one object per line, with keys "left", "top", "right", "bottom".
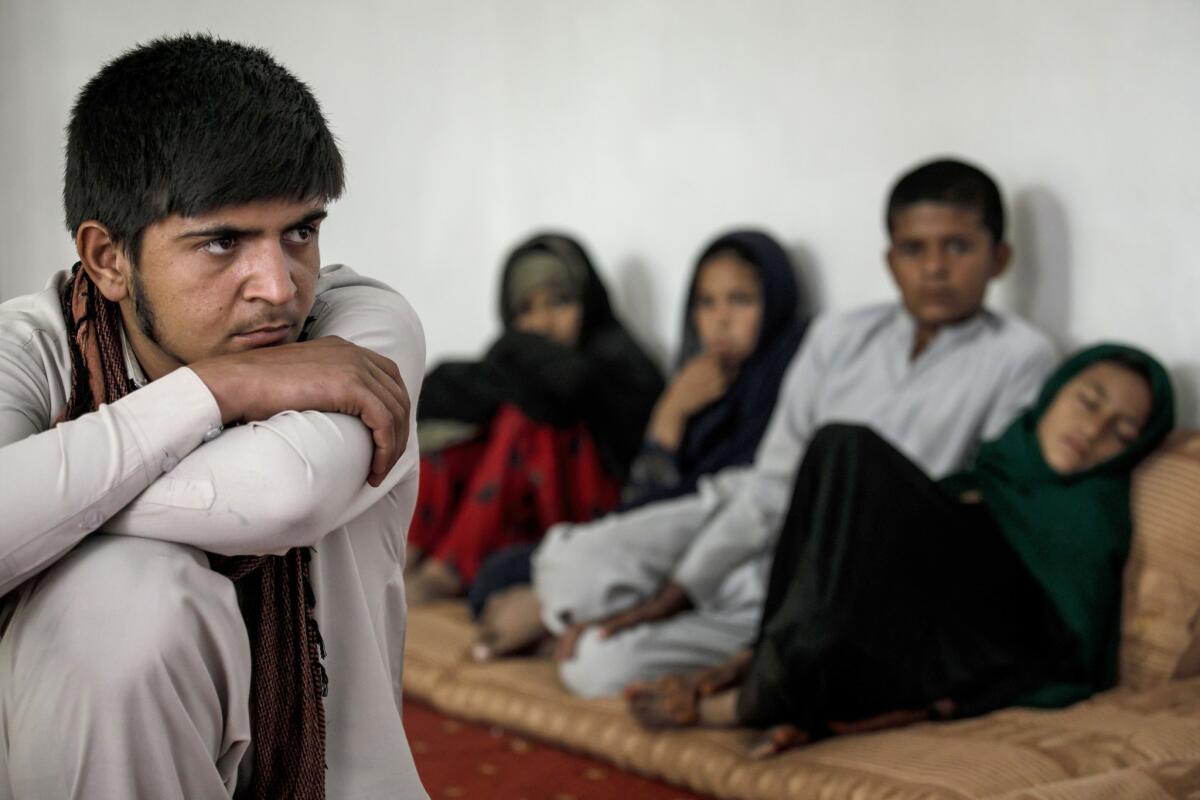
{"left": 29, "top": 536, "right": 244, "bottom": 697}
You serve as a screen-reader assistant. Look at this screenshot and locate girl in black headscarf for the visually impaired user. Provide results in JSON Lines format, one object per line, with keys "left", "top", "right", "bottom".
{"left": 468, "top": 229, "right": 808, "bottom": 657}
{"left": 407, "top": 232, "right": 663, "bottom": 604}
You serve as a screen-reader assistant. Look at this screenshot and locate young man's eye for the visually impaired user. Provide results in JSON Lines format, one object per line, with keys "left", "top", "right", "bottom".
{"left": 201, "top": 237, "right": 237, "bottom": 255}
{"left": 283, "top": 225, "right": 316, "bottom": 244}
{"left": 897, "top": 242, "right": 923, "bottom": 257}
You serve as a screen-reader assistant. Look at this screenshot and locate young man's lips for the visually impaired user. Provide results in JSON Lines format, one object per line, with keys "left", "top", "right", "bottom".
{"left": 233, "top": 324, "right": 294, "bottom": 346}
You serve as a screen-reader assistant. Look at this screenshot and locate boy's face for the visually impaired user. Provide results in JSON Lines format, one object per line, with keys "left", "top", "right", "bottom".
{"left": 885, "top": 202, "right": 1010, "bottom": 329}
{"left": 115, "top": 198, "right": 327, "bottom": 379}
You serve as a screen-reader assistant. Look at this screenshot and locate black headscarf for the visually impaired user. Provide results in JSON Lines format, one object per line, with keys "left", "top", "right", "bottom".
{"left": 636, "top": 229, "right": 807, "bottom": 505}
{"left": 418, "top": 232, "right": 663, "bottom": 477}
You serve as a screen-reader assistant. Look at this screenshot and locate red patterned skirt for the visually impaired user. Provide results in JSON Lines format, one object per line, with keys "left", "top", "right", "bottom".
{"left": 409, "top": 404, "right": 621, "bottom": 585}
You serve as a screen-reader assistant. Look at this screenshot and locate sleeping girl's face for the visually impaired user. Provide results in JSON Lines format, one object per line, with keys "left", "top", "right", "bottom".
{"left": 1036, "top": 361, "right": 1152, "bottom": 475}
{"left": 692, "top": 252, "right": 763, "bottom": 369}
{"left": 512, "top": 287, "right": 584, "bottom": 348}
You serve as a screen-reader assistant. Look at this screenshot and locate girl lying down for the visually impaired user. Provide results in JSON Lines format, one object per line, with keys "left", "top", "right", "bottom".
{"left": 626, "top": 344, "right": 1174, "bottom": 757}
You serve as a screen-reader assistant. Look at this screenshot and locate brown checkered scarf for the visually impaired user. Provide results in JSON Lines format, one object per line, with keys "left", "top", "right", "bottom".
{"left": 56, "top": 263, "right": 327, "bottom": 799}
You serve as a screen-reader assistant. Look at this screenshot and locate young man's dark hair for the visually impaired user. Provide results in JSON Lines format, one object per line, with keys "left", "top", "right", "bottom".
{"left": 885, "top": 158, "right": 1005, "bottom": 242}
{"left": 63, "top": 34, "right": 345, "bottom": 263}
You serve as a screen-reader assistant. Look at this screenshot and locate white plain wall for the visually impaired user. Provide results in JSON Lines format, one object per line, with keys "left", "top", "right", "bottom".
{"left": 2, "top": 0, "right": 1197, "bottom": 425}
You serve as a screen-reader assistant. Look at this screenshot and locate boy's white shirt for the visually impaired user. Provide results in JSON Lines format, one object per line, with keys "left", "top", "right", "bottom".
{"left": 672, "top": 302, "right": 1059, "bottom": 602}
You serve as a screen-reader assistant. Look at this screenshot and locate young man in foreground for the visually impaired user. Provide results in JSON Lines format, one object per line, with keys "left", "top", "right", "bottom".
{"left": 536, "top": 158, "right": 1059, "bottom": 698}
{"left": 0, "top": 36, "right": 427, "bottom": 799}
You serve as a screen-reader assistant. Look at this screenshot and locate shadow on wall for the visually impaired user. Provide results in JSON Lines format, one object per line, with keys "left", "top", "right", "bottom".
{"left": 1172, "top": 361, "right": 1200, "bottom": 430}
{"left": 1010, "top": 186, "right": 1073, "bottom": 345}
{"left": 614, "top": 256, "right": 669, "bottom": 368}
{"left": 787, "top": 241, "right": 826, "bottom": 321}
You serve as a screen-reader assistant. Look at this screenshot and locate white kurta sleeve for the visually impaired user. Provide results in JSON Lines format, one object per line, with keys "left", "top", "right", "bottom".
{"left": 103, "top": 268, "right": 426, "bottom": 556}
{"left": 0, "top": 345, "right": 221, "bottom": 597}
{"left": 671, "top": 320, "right": 827, "bottom": 603}
{"left": 981, "top": 336, "right": 1058, "bottom": 440}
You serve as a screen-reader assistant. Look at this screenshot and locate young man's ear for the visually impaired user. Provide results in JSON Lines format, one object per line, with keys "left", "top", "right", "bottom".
{"left": 76, "top": 221, "right": 132, "bottom": 302}
{"left": 989, "top": 241, "right": 1012, "bottom": 279}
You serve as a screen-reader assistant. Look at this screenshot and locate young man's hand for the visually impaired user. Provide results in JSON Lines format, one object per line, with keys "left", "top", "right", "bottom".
{"left": 190, "top": 336, "right": 410, "bottom": 486}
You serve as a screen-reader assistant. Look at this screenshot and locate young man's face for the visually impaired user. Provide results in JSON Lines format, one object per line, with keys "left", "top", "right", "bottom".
{"left": 885, "top": 202, "right": 1010, "bottom": 329}
{"left": 119, "top": 198, "right": 327, "bottom": 379}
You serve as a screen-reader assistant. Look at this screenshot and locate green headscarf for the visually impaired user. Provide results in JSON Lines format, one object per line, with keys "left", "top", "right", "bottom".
{"left": 943, "top": 343, "right": 1175, "bottom": 706}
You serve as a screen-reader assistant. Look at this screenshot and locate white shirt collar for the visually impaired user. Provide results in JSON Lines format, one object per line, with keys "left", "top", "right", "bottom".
{"left": 120, "top": 326, "right": 150, "bottom": 389}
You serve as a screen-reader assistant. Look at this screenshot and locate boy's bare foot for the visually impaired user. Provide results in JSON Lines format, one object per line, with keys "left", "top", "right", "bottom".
{"left": 748, "top": 724, "right": 810, "bottom": 759}
{"left": 743, "top": 699, "right": 952, "bottom": 759}
{"left": 403, "top": 544, "right": 424, "bottom": 578}
{"left": 471, "top": 585, "right": 550, "bottom": 661}
{"left": 627, "top": 674, "right": 701, "bottom": 728}
{"left": 624, "top": 649, "right": 753, "bottom": 729}
{"left": 406, "top": 558, "right": 463, "bottom": 606}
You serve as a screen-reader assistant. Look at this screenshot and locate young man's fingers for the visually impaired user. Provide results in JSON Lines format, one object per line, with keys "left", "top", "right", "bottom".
{"left": 353, "top": 377, "right": 400, "bottom": 486}
{"left": 361, "top": 346, "right": 404, "bottom": 386}
{"left": 363, "top": 351, "right": 409, "bottom": 407}
{"left": 365, "top": 359, "right": 411, "bottom": 433}
{"left": 354, "top": 361, "right": 413, "bottom": 484}
{"left": 362, "top": 357, "right": 411, "bottom": 468}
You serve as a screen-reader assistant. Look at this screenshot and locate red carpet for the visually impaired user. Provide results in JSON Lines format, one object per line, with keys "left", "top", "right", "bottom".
{"left": 404, "top": 698, "right": 709, "bottom": 799}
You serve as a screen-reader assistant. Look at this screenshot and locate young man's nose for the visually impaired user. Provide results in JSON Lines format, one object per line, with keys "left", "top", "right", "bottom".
{"left": 244, "top": 244, "right": 298, "bottom": 305}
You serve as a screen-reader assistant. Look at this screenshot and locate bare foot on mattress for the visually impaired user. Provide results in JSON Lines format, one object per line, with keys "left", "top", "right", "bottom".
{"left": 748, "top": 724, "right": 811, "bottom": 759}
{"left": 472, "top": 585, "right": 550, "bottom": 661}
{"left": 406, "top": 558, "right": 463, "bottom": 606}
{"left": 625, "top": 649, "right": 753, "bottom": 729}
{"left": 627, "top": 674, "right": 703, "bottom": 728}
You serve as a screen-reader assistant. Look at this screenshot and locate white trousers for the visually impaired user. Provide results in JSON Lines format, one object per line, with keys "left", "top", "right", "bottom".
{"left": 0, "top": 534, "right": 251, "bottom": 799}
{"left": 533, "top": 474, "right": 767, "bottom": 698}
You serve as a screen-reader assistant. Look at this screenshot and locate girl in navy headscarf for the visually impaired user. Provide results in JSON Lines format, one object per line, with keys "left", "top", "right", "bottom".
{"left": 470, "top": 229, "right": 809, "bottom": 658}
{"left": 621, "top": 229, "right": 809, "bottom": 509}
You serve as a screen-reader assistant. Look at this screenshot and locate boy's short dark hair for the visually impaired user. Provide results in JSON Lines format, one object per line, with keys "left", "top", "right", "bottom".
{"left": 64, "top": 34, "right": 344, "bottom": 261}
{"left": 885, "top": 158, "right": 1005, "bottom": 242}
